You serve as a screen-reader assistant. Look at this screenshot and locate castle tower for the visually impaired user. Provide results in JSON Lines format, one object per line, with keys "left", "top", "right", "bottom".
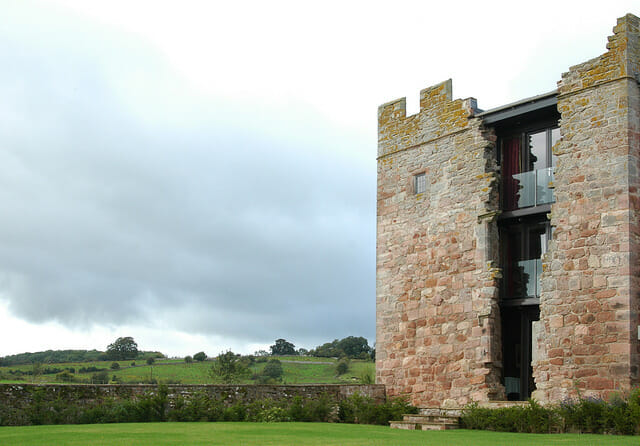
{"left": 376, "top": 14, "right": 640, "bottom": 407}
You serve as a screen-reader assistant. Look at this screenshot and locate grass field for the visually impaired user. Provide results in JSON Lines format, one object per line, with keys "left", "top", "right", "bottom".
{"left": 0, "top": 357, "right": 375, "bottom": 385}
{"left": 0, "top": 422, "right": 637, "bottom": 446}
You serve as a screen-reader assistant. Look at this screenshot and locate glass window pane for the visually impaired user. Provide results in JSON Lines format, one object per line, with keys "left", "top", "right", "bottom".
{"left": 528, "top": 131, "right": 547, "bottom": 171}
{"left": 551, "top": 128, "right": 560, "bottom": 167}
{"left": 504, "top": 223, "right": 549, "bottom": 299}
{"left": 503, "top": 137, "right": 522, "bottom": 210}
{"left": 505, "top": 231, "right": 524, "bottom": 298}
{"left": 414, "top": 173, "right": 426, "bottom": 194}
{"left": 536, "top": 167, "right": 554, "bottom": 205}
{"left": 513, "top": 170, "right": 535, "bottom": 208}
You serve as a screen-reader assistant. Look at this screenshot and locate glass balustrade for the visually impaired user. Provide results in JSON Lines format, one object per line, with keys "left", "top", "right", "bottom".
{"left": 508, "top": 167, "right": 554, "bottom": 209}
{"left": 505, "top": 258, "right": 543, "bottom": 299}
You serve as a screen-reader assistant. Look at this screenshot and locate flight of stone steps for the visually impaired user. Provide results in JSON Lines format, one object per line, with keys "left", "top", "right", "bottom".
{"left": 389, "top": 407, "right": 462, "bottom": 431}
{"left": 390, "top": 401, "right": 530, "bottom": 430}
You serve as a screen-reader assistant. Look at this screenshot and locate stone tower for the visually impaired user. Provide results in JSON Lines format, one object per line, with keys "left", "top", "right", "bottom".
{"left": 376, "top": 14, "right": 640, "bottom": 407}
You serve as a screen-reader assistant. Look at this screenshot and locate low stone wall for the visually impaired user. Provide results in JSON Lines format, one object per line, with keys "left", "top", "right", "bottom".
{"left": 0, "top": 383, "right": 386, "bottom": 412}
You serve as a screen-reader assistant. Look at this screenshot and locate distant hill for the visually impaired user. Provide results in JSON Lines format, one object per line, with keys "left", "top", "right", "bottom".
{"left": 0, "top": 350, "right": 165, "bottom": 366}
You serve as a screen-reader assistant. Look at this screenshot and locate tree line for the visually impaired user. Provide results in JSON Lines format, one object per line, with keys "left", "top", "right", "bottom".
{"left": 0, "top": 335, "right": 373, "bottom": 367}
{"left": 0, "top": 337, "right": 163, "bottom": 366}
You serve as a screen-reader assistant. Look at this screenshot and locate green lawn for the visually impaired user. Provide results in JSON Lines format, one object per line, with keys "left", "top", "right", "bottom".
{"left": 0, "top": 423, "right": 637, "bottom": 446}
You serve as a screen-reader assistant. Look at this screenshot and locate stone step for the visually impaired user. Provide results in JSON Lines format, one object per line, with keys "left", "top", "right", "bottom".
{"left": 419, "top": 407, "right": 463, "bottom": 417}
{"left": 389, "top": 420, "right": 420, "bottom": 430}
{"left": 389, "top": 412, "right": 460, "bottom": 431}
{"left": 479, "top": 400, "right": 530, "bottom": 409}
{"left": 402, "top": 414, "right": 460, "bottom": 424}
{"left": 389, "top": 420, "right": 459, "bottom": 431}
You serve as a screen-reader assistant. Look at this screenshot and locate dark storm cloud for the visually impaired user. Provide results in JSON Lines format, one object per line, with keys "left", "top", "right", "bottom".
{"left": 0, "top": 6, "right": 375, "bottom": 346}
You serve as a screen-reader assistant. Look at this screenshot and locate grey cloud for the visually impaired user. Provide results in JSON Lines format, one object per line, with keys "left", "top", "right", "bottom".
{"left": 0, "top": 8, "right": 375, "bottom": 347}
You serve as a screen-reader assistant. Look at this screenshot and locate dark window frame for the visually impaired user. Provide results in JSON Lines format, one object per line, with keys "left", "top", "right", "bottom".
{"left": 499, "top": 215, "right": 551, "bottom": 304}
{"left": 498, "top": 120, "right": 559, "bottom": 216}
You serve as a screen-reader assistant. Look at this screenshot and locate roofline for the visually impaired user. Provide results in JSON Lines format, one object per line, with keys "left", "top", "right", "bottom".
{"left": 476, "top": 90, "right": 558, "bottom": 124}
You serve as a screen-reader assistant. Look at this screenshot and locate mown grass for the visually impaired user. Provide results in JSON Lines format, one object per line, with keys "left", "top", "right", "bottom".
{"left": 0, "top": 357, "right": 374, "bottom": 385}
{"left": 0, "top": 422, "right": 637, "bottom": 446}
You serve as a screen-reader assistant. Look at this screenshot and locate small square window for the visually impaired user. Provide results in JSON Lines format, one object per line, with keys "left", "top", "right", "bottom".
{"left": 414, "top": 173, "right": 426, "bottom": 194}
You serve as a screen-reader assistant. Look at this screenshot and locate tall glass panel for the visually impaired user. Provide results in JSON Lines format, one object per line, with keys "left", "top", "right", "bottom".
{"left": 536, "top": 167, "right": 554, "bottom": 205}
{"left": 502, "top": 137, "right": 521, "bottom": 211}
{"left": 551, "top": 128, "right": 560, "bottom": 168}
{"left": 528, "top": 130, "right": 547, "bottom": 171}
{"left": 504, "top": 222, "right": 548, "bottom": 299}
{"left": 513, "top": 170, "right": 535, "bottom": 208}
{"left": 505, "top": 231, "right": 524, "bottom": 298}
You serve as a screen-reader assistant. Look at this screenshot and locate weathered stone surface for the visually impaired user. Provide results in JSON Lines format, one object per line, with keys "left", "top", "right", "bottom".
{"left": 533, "top": 13, "right": 640, "bottom": 402}
{"left": 377, "top": 14, "right": 640, "bottom": 407}
{"left": 376, "top": 80, "right": 502, "bottom": 407}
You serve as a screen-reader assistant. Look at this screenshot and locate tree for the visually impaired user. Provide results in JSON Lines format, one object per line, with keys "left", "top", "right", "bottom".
{"left": 184, "top": 355, "right": 193, "bottom": 364}
{"left": 309, "top": 340, "right": 342, "bottom": 358}
{"left": 270, "top": 339, "right": 296, "bottom": 356}
{"left": 110, "top": 362, "right": 120, "bottom": 370}
{"left": 337, "top": 336, "right": 372, "bottom": 359}
{"left": 146, "top": 357, "right": 155, "bottom": 365}
{"left": 209, "top": 351, "right": 248, "bottom": 384}
{"left": 310, "top": 336, "right": 372, "bottom": 359}
{"left": 193, "top": 352, "right": 207, "bottom": 362}
{"left": 31, "top": 362, "right": 42, "bottom": 383}
{"left": 106, "top": 337, "right": 139, "bottom": 360}
{"left": 262, "top": 359, "right": 284, "bottom": 381}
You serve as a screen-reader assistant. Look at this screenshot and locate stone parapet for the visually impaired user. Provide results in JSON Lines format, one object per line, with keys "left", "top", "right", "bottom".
{"left": 378, "top": 80, "right": 479, "bottom": 158}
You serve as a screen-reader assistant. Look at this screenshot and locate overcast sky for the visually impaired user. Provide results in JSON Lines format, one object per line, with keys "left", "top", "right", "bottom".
{"left": 0, "top": 0, "right": 636, "bottom": 357}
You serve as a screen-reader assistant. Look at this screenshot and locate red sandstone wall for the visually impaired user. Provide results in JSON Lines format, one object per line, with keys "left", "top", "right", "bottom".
{"left": 533, "top": 14, "right": 640, "bottom": 402}
{"left": 376, "top": 80, "right": 502, "bottom": 408}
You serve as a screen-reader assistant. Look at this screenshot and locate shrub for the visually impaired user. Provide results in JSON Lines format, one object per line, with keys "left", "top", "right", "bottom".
{"left": 359, "top": 366, "right": 375, "bottom": 384}
{"left": 91, "top": 371, "right": 109, "bottom": 384}
{"left": 261, "top": 359, "right": 284, "bottom": 381}
{"left": 335, "top": 359, "right": 349, "bottom": 376}
{"left": 56, "top": 371, "right": 75, "bottom": 383}
{"left": 338, "top": 393, "right": 417, "bottom": 425}
{"left": 110, "top": 362, "right": 120, "bottom": 370}
{"left": 288, "top": 394, "right": 335, "bottom": 422}
{"left": 461, "top": 391, "right": 640, "bottom": 435}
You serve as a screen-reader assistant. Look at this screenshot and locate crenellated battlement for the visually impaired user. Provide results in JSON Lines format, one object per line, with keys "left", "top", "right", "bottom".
{"left": 558, "top": 13, "right": 640, "bottom": 96}
{"left": 377, "top": 79, "right": 479, "bottom": 158}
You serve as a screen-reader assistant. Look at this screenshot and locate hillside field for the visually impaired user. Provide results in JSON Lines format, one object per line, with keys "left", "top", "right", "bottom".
{"left": 0, "top": 356, "right": 375, "bottom": 385}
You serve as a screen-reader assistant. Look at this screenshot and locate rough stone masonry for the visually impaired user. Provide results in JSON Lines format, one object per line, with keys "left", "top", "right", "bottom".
{"left": 376, "top": 14, "right": 640, "bottom": 408}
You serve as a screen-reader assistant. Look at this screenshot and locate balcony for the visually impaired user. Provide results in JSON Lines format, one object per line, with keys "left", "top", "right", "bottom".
{"left": 505, "top": 167, "right": 554, "bottom": 210}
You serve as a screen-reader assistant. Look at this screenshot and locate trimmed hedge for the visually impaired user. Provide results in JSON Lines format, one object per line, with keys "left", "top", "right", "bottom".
{"left": 461, "top": 388, "right": 640, "bottom": 435}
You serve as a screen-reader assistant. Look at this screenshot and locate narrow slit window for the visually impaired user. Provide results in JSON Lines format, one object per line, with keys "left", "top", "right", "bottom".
{"left": 414, "top": 173, "right": 426, "bottom": 194}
